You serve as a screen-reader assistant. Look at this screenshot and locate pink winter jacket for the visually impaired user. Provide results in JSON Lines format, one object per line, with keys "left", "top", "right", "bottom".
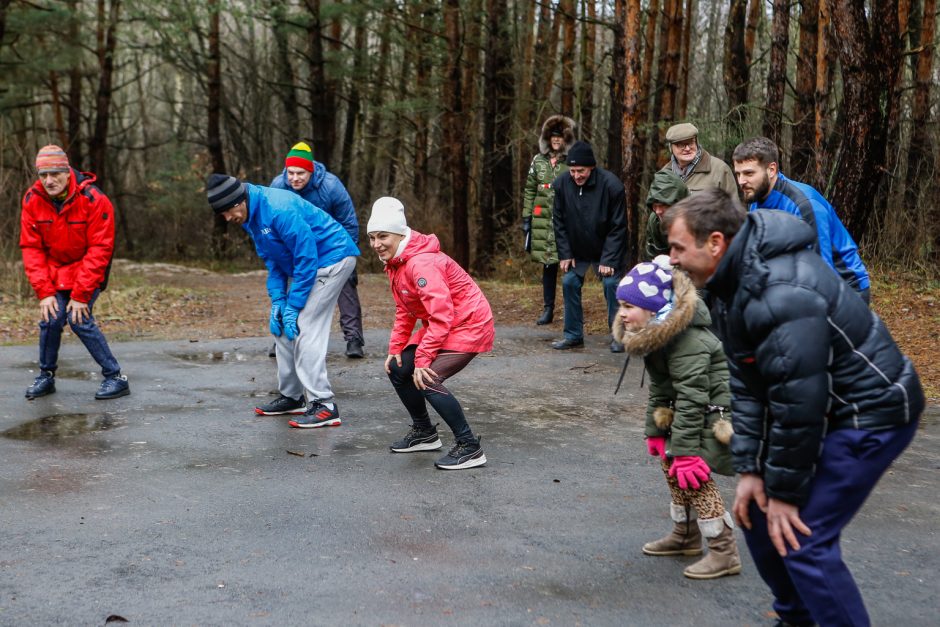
{"left": 384, "top": 230, "right": 495, "bottom": 367}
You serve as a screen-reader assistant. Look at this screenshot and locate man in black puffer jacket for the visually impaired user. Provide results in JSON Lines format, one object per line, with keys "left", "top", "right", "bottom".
{"left": 663, "top": 190, "right": 924, "bottom": 627}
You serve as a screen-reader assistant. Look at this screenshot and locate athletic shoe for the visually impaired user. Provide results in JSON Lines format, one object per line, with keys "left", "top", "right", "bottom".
{"left": 289, "top": 402, "right": 341, "bottom": 428}
{"left": 95, "top": 374, "right": 130, "bottom": 400}
{"left": 390, "top": 424, "right": 442, "bottom": 453}
{"left": 435, "top": 437, "right": 486, "bottom": 470}
{"left": 255, "top": 394, "right": 305, "bottom": 416}
{"left": 25, "top": 371, "right": 56, "bottom": 399}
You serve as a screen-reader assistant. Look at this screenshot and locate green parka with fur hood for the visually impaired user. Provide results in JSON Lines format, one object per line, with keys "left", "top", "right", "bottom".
{"left": 522, "top": 115, "right": 576, "bottom": 265}
{"left": 613, "top": 268, "right": 733, "bottom": 476}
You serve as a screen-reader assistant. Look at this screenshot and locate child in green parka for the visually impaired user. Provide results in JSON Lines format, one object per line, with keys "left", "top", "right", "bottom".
{"left": 613, "top": 256, "right": 742, "bottom": 580}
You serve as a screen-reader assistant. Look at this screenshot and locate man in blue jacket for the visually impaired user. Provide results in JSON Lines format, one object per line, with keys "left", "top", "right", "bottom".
{"left": 206, "top": 174, "right": 360, "bottom": 428}
{"left": 732, "top": 136, "right": 871, "bottom": 303}
{"left": 664, "top": 190, "right": 923, "bottom": 627}
{"left": 270, "top": 142, "right": 364, "bottom": 357}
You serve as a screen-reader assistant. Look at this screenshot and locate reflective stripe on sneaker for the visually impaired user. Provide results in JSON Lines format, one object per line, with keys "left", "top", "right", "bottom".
{"left": 288, "top": 403, "right": 341, "bottom": 429}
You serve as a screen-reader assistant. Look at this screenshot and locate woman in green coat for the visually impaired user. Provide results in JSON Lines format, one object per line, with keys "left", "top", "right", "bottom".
{"left": 613, "top": 256, "right": 742, "bottom": 581}
{"left": 522, "top": 115, "right": 576, "bottom": 325}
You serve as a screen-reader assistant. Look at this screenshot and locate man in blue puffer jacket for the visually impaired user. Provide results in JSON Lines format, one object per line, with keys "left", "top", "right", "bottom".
{"left": 270, "top": 142, "right": 365, "bottom": 357}
{"left": 207, "top": 174, "right": 360, "bottom": 429}
{"left": 732, "top": 136, "right": 872, "bottom": 303}
{"left": 664, "top": 190, "right": 923, "bottom": 627}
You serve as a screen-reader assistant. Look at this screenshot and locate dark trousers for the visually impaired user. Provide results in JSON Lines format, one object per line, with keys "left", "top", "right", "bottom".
{"left": 561, "top": 266, "right": 620, "bottom": 341}
{"left": 743, "top": 419, "right": 919, "bottom": 627}
{"left": 39, "top": 289, "right": 121, "bottom": 378}
{"left": 386, "top": 345, "right": 477, "bottom": 442}
{"left": 542, "top": 263, "right": 558, "bottom": 309}
{"left": 337, "top": 269, "right": 363, "bottom": 343}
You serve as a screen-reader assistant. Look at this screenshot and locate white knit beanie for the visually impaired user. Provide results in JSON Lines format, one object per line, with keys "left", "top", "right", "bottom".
{"left": 367, "top": 196, "right": 408, "bottom": 235}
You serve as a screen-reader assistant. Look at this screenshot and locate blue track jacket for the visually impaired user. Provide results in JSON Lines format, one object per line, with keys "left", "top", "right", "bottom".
{"left": 243, "top": 184, "right": 360, "bottom": 309}
{"left": 269, "top": 162, "right": 359, "bottom": 245}
{"left": 748, "top": 172, "right": 870, "bottom": 292}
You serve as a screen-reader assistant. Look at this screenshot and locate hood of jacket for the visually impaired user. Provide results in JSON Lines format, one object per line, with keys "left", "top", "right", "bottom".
{"left": 386, "top": 230, "right": 442, "bottom": 269}
{"left": 707, "top": 209, "right": 817, "bottom": 302}
{"left": 538, "top": 115, "right": 577, "bottom": 155}
{"left": 646, "top": 170, "right": 689, "bottom": 207}
{"left": 614, "top": 269, "right": 706, "bottom": 355}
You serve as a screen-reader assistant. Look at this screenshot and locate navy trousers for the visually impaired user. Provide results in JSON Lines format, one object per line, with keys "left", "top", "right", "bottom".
{"left": 39, "top": 289, "right": 121, "bottom": 378}
{"left": 560, "top": 266, "right": 619, "bottom": 341}
{"left": 743, "top": 419, "right": 918, "bottom": 627}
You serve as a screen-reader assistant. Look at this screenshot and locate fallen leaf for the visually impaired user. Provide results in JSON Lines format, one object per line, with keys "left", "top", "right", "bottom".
{"left": 286, "top": 450, "right": 306, "bottom": 457}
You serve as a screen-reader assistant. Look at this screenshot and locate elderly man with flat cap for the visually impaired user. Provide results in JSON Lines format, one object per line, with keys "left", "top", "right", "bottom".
{"left": 659, "top": 123, "right": 736, "bottom": 197}
{"left": 206, "top": 173, "right": 359, "bottom": 428}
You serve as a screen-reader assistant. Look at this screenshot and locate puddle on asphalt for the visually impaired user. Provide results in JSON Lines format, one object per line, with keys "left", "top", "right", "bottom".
{"left": 170, "top": 350, "right": 250, "bottom": 364}
{"left": 2, "top": 413, "right": 120, "bottom": 442}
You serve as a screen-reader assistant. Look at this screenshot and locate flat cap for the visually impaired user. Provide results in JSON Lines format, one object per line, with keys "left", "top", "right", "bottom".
{"left": 665, "top": 123, "right": 699, "bottom": 143}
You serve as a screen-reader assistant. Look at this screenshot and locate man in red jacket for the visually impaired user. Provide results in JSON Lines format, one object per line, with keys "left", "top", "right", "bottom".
{"left": 19, "top": 145, "right": 129, "bottom": 400}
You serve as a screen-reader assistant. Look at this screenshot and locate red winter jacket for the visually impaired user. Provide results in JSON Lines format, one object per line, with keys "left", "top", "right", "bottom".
{"left": 20, "top": 170, "right": 115, "bottom": 303}
{"left": 385, "top": 230, "right": 495, "bottom": 367}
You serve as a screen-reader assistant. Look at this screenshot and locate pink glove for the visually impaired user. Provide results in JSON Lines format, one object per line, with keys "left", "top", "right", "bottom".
{"left": 646, "top": 436, "right": 667, "bottom": 460}
{"left": 669, "top": 455, "right": 711, "bottom": 490}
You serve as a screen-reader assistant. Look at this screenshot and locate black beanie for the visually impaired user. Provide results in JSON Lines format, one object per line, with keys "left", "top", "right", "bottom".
{"left": 566, "top": 141, "right": 596, "bottom": 167}
{"left": 206, "top": 173, "right": 247, "bottom": 213}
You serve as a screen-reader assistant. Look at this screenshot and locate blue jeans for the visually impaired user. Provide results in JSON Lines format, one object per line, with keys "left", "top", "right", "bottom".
{"left": 39, "top": 290, "right": 121, "bottom": 378}
{"left": 561, "top": 267, "right": 620, "bottom": 341}
{"left": 742, "top": 418, "right": 919, "bottom": 626}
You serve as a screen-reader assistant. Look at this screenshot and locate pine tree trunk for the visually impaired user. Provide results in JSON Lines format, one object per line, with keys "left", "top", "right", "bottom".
{"left": 790, "top": 0, "right": 818, "bottom": 179}
{"left": 762, "top": 0, "right": 790, "bottom": 147}
{"left": 89, "top": 0, "right": 120, "bottom": 189}
{"left": 270, "top": 0, "right": 299, "bottom": 149}
{"left": 559, "top": 0, "right": 577, "bottom": 115}
{"left": 305, "top": 0, "right": 335, "bottom": 165}
{"left": 678, "top": 0, "right": 694, "bottom": 118}
{"left": 724, "top": 0, "right": 749, "bottom": 140}
{"left": 339, "top": 10, "right": 367, "bottom": 186}
{"left": 442, "top": 0, "right": 470, "bottom": 268}
{"left": 207, "top": 0, "right": 228, "bottom": 257}
{"left": 660, "top": 0, "right": 683, "bottom": 126}
{"left": 829, "top": 0, "right": 900, "bottom": 238}
{"left": 909, "top": 0, "right": 936, "bottom": 260}
{"left": 66, "top": 0, "right": 82, "bottom": 165}
{"left": 621, "top": 0, "right": 644, "bottom": 269}
{"left": 813, "top": 0, "right": 832, "bottom": 190}
{"left": 579, "top": 0, "right": 597, "bottom": 140}
{"left": 607, "top": 1, "right": 626, "bottom": 174}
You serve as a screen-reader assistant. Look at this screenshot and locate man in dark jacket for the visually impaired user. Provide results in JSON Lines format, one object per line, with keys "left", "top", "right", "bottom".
{"left": 551, "top": 141, "right": 627, "bottom": 352}
{"left": 663, "top": 190, "right": 923, "bottom": 627}
{"left": 270, "top": 142, "right": 365, "bottom": 358}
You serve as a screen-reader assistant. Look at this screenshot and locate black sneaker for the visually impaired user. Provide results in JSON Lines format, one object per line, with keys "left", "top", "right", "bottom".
{"left": 255, "top": 394, "right": 306, "bottom": 416}
{"left": 390, "top": 424, "right": 442, "bottom": 453}
{"left": 435, "top": 437, "right": 487, "bottom": 470}
{"left": 95, "top": 374, "right": 130, "bottom": 400}
{"left": 25, "top": 371, "right": 56, "bottom": 399}
{"left": 289, "top": 402, "right": 341, "bottom": 428}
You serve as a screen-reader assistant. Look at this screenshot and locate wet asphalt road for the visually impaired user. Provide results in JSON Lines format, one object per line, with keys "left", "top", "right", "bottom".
{"left": 1, "top": 326, "right": 938, "bottom": 626}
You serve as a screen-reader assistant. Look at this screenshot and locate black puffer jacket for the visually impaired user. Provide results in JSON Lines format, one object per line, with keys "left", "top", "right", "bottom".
{"left": 707, "top": 210, "right": 924, "bottom": 507}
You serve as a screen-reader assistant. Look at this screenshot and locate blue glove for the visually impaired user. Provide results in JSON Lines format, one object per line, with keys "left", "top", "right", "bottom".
{"left": 269, "top": 299, "right": 285, "bottom": 337}
{"left": 282, "top": 305, "right": 301, "bottom": 341}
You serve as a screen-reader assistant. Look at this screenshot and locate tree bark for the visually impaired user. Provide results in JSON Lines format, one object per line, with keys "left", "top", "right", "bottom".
{"left": 660, "top": 0, "right": 683, "bottom": 126}
{"left": 813, "top": 0, "right": 832, "bottom": 190}
{"left": 305, "top": 0, "right": 336, "bottom": 165}
{"left": 339, "top": 8, "right": 367, "bottom": 186}
{"left": 621, "top": 0, "right": 643, "bottom": 269}
{"left": 677, "top": 0, "right": 694, "bottom": 118}
{"left": 829, "top": 0, "right": 900, "bottom": 239}
{"left": 724, "top": 0, "right": 749, "bottom": 139}
{"left": 762, "top": 0, "right": 790, "bottom": 147}
{"left": 791, "top": 0, "right": 818, "bottom": 179}
{"left": 89, "top": 0, "right": 120, "bottom": 189}
{"left": 607, "top": 2, "right": 626, "bottom": 174}
{"left": 559, "top": 0, "right": 577, "bottom": 115}
{"left": 909, "top": 0, "right": 937, "bottom": 260}
{"left": 66, "top": 0, "right": 83, "bottom": 166}
{"left": 442, "top": 0, "right": 470, "bottom": 268}
{"left": 207, "top": 0, "right": 228, "bottom": 256}
{"left": 270, "top": 0, "right": 299, "bottom": 149}
{"left": 579, "top": 0, "right": 597, "bottom": 140}
{"left": 477, "top": 0, "right": 515, "bottom": 275}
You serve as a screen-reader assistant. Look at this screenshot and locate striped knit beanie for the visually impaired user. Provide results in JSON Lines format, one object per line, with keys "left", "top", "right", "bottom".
{"left": 206, "top": 173, "right": 247, "bottom": 213}
{"left": 35, "top": 145, "right": 70, "bottom": 173}
{"left": 285, "top": 141, "right": 314, "bottom": 172}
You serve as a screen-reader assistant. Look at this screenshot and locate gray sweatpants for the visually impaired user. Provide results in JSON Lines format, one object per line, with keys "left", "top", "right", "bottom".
{"left": 275, "top": 256, "right": 356, "bottom": 403}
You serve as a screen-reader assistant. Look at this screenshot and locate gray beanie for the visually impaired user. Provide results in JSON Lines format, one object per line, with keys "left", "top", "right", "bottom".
{"left": 206, "top": 173, "right": 247, "bottom": 213}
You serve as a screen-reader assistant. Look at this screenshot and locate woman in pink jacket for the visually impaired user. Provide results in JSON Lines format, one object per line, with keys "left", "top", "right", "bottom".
{"left": 367, "top": 197, "right": 494, "bottom": 470}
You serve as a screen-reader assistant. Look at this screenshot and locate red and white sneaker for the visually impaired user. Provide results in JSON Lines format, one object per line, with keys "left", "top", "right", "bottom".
{"left": 288, "top": 402, "right": 341, "bottom": 428}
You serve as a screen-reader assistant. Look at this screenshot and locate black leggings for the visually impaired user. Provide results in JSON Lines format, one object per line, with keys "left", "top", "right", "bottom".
{"left": 542, "top": 263, "right": 559, "bottom": 309}
{"left": 387, "top": 345, "right": 477, "bottom": 442}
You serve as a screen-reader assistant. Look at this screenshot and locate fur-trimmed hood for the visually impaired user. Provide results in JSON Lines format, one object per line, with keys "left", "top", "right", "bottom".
{"left": 538, "top": 115, "right": 577, "bottom": 155}
{"left": 613, "top": 269, "right": 708, "bottom": 355}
